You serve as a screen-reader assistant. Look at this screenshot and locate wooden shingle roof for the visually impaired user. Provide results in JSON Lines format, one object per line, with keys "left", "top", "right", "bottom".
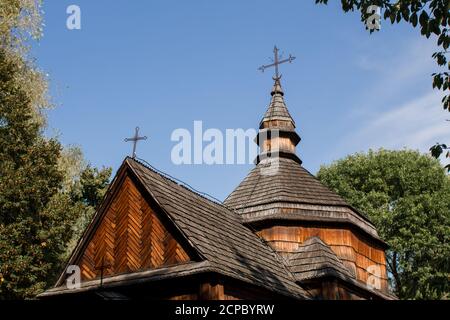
{"left": 288, "top": 237, "right": 354, "bottom": 282}
{"left": 287, "top": 237, "right": 396, "bottom": 300}
{"left": 224, "top": 157, "right": 349, "bottom": 210}
{"left": 126, "top": 158, "right": 310, "bottom": 299}
{"left": 260, "top": 78, "right": 296, "bottom": 127}
{"left": 223, "top": 157, "right": 384, "bottom": 240}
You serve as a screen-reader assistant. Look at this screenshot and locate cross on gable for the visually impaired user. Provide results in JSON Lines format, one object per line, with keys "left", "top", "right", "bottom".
{"left": 258, "top": 46, "right": 296, "bottom": 79}
{"left": 124, "top": 127, "right": 147, "bottom": 159}
{"left": 95, "top": 256, "right": 111, "bottom": 287}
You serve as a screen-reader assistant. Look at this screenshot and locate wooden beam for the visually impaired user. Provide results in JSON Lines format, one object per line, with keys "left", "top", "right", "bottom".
{"left": 199, "top": 278, "right": 224, "bottom": 300}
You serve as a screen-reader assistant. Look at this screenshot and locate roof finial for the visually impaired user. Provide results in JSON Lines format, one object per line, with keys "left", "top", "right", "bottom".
{"left": 258, "top": 46, "right": 296, "bottom": 80}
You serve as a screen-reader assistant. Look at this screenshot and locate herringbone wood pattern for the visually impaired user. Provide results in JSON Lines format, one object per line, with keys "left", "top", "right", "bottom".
{"left": 78, "top": 175, "right": 191, "bottom": 281}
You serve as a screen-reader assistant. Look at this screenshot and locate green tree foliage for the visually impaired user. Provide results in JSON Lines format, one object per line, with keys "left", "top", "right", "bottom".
{"left": 0, "top": 44, "right": 65, "bottom": 298}
{"left": 0, "top": 0, "right": 49, "bottom": 125}
{"left": 64, "top": 164, "right": 112, "bottom": 259}
{"left": 0, "top": 1, "right": 112, "bottom": 299}
{"left": 0, "top": 0, "right": 43, "bottom": 46}
{"left": 317, "top": 149, "right": 450, "bottom": 299}
{"left": 315, "top": 0, "right": 450, "bottom": 169}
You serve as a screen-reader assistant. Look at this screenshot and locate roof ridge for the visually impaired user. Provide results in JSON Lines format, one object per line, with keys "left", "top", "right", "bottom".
{"left": 130, "top": 157, "right": 231, "bottom": 210}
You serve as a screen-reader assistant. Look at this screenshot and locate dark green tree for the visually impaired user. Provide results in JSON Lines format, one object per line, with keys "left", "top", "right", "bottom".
{"left": 0, "top": 1, "right": 112, "bottom": 299}
{"left": 0, "top": 46, "right": 64, "bottom": 298}
{"left": 0, "top": 69, "right": 112, "bottom": 298}
{"left": 317, "top": 149, "right": 450, "bottom": 299}
{"left": 78, "top": 166, "right": 112, "bottom": 208}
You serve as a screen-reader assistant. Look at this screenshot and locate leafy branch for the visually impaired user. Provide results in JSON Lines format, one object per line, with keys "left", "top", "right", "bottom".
{"left": 315, "top": 0, "right": 450, "bottom": 170}
{"left": 430, "top": 142, "right": 450, "bottom": 170}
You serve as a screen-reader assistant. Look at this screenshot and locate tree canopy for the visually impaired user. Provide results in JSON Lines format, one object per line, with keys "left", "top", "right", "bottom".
{"left": 317, "top": 149, "right": 450, "bottom": 299}
{"left": 0, "top": 0, "right": 111, "bottom": 299}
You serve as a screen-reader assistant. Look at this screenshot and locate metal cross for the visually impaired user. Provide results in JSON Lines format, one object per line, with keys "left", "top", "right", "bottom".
{"left": 95, "top": 257, "right": 111, "bottom": 287}
{"left": 258, "top": 46, "right": 296, "bottom": 79}
{"left": 124, "top": 127, "right": 147, "bottom": 159}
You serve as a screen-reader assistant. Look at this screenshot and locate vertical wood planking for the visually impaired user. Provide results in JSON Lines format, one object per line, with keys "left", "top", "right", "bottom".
{"left": 257, "top": 225, "right": 389, "bottom": 291}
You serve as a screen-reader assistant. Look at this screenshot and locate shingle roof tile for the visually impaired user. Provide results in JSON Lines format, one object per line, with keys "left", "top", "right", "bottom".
{"left": 127, "top": 158, "right": 310, "bottom": 299}
{"left": 224, "top": 157, "right": 348, "bottom": 209}
{"left": 288, "top": 237, "right": 354, "bottom": 282}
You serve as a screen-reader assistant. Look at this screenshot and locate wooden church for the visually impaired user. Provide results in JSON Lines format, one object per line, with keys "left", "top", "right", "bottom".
{"left": 40, "top": 53, "right": 395, "bottom": 300}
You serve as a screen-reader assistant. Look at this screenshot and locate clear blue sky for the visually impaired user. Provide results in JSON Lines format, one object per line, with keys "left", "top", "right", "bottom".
{"left": 35, "top": 0, "right": 448, "bottom": 200}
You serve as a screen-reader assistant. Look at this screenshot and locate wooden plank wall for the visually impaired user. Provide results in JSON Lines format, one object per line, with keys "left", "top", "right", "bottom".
{"left": 78, "top": 175, "right": 191, "bottom": 281}
{"left": 222, "top": 277, "right": 287, "bottom": 300}
{"left": 199, "top": 281, "right": 224, "bottom": 300}
{"left": 169, "top": 293, "right": 199, "bottom": 300}
{"left": 224, "top": 286, "right": 272, "bottom": 300}
{"left": 257, "top": 226, "right": 389, "bottom": 292}
{"left": 157, "top": 277, "right": 276, "bottom": 300}
{"left": 261, "top": 137, "right": 295, "bottom": 153}
{"left": 306, "top": 280, "right": 376, "bottom": 300}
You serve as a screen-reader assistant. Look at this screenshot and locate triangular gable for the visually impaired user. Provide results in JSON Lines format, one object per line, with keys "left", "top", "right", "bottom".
{"left": 288, "top": 236, "right": 354, "bottom": 282}
{"left": 57, "top": 161, "right": 199, "bottom": 286}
